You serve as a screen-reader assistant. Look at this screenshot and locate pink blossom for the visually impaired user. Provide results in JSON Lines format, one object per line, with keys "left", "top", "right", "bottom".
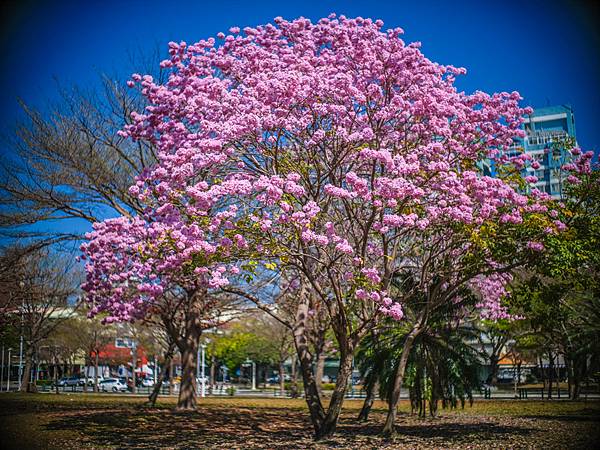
{"left": 527, "top": 241, "right": 545, "bottom": 252}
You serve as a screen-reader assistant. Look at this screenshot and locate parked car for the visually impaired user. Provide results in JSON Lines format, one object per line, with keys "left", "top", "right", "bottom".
{"left": 140, "top": 378, "right": 154, "bottom": 387}
{"left": 267, "top": 374, "right": 291, "bottom": 383}
{"left": 99, "top": 378, "right": 128, "bottom": 392}
{"left": 85, "top": 376, "right": 104, "bottom": 386}
{"left": 56, "top": 376, "right": 82, "bottom": 387}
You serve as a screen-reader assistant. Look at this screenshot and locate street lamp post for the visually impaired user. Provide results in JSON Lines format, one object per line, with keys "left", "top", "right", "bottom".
{"left": 18, "top": 281, "right": 25, "bottom": 390}
{"left": 200, "top": 344, "right": 206, "bottom": 397}
{"left": 6, "top": 348, "right": 12, "bottom": 391}
{"left": 18, "top": 327, "right": 23, "bottom": 389}
{"left": 196, "top": 347, "right": 200, "bottom": 381}
{"left": 244, "top": 358, "right": 256, "bottom": 390}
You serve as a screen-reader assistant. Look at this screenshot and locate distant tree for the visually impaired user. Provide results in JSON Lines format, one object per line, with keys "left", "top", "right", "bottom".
{"left": 250, "top": 312, "right": 295, "bottom": 394}
{"left": 510, "top": 163, "right": 600, "bottom": 399}
{"left": 480, "top": 319, "right": 512, "bottom": 387}
{"left": 0, "top": 246, "right": 79, "bottom": 392}
{"left": 0, "top": 60, "right": 164, "bottom": 245}
{"left": 211, "top": 321, "right": 278, "bottom": 375}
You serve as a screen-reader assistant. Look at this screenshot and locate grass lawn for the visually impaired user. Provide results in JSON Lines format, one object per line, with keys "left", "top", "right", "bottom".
{"left": 1, "top": 393, "right": 599, "bottom": 449}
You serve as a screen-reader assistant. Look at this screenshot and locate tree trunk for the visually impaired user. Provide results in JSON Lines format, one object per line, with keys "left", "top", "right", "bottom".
{"left": 315, "top": 352, "right": 326, "bottom": 395}
{"left": 94, "top": 351, "right": 99, "bottom": 393}
{"left": 290, "top": 353, "right": 299, "bottom": 398}
{"left": 162, "top": 288, "right": 204, "bottom": 410}
{"left": 358, "top": 379, "right": 379, "bottom": 421}
{"left": 176, "top": 343, "right": 198, "bottom": 410}
{"left": 54, "top": 354, "right": 59, "bottom": 394}
{"left": 148, "top": 341, "right": 175, "bottom": 407}
{"left": 566, "top": 356, "right": 573, "bottom": 399}
{"left": 538, "top": 356, "right": 546, "bottom": 399}
{"left": 382, "top": 326, "right": 420, "bottom": 435}
{"left": 315, "top": 348, "right": 354, "bottom": 440}
{"left": 291, "top": 353, "right": 297, "bottom": 383}
{"left": 358, "top": 328, "right": 381, "bottom": 422}
{"left": 548, "top": 352, "right": 554, "bottom": 400}
{"left": 20, "top": 347, "right": 36, "bottom": 393}
{"left": 571, "top": 361, "right": 581, "bottom": 400}
{"left": 83, "top": 357, "right": 89, "bottom": 393}
{"left": 175, "top": 291, "right": 202, "bottom": 410}
{"left": 169, "top": 357, "right": 175, "bottom": 396}
{"left": 279, "top": 360, "right": 285, "bottom": 396}
{"left": 489, "top": 356, "right": 499, "bottom": 386}
{"left": 293, "top": 295, "right": 325, "bottom": 433}
{"left": 210, "top": 355, "right": 216, "bottom": 392}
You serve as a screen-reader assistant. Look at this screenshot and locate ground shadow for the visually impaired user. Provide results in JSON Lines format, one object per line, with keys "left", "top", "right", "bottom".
{"left": 42, "top": 407, "right": 540, "bottom": 449}
{"left": 44, "top": 407, "right": 312, "bottom": 449}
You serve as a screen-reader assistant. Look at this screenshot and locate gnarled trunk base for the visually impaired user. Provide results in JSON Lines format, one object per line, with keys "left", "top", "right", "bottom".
{"left": 382, "top": 326, "right": 420, "bottom": 436}
{"left": 176, "top": 344, "right": 198, "bottom": 411}
{"left": 358, "top": 379, "right": 379, "bottom": 421}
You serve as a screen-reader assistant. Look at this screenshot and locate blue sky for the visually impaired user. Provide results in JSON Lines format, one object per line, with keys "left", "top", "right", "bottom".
{"left": 1, "top": 0, "right": 598, "bottom": 153}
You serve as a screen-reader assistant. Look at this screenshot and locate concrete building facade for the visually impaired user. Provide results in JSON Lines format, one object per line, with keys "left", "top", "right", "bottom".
{"left": 513, "top": 104, "right": 577, "bottom": 198}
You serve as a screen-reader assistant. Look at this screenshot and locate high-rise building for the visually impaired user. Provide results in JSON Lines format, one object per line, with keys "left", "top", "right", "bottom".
{"left": 513, "top": 105, "right": 577, "bottom": 199}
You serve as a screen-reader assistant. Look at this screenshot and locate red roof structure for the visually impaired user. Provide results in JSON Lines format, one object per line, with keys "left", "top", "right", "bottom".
{"left": 92, "top": 343, "right": 148, "bottom": 367}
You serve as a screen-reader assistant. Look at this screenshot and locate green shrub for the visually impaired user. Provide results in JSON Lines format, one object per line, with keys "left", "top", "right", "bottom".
{"left": 283, "top": 381, "right": 303, "bottom": 390}
{"left": 282, "top": 381, "right": 337, "bottom": 391}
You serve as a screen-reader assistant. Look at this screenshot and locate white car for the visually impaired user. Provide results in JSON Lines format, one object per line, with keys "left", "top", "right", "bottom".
{"left": 86, "top": 376, "right": 104, "bottom": 386}
{"left": 99, "top": 378, "right": 128, "bottom": 392}
{"left": 140, "top": 378, "right": 154, "bottom": 387}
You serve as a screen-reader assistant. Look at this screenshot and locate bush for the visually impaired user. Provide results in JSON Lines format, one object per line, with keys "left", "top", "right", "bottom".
{"left": 283, "top": 381, "right": 302, "bottom": 390}
{"left": 226, "top": 386, "right": 236, "bottom": 396}
{"left": 282, "top": 381, "right": 338, "bottom": 391}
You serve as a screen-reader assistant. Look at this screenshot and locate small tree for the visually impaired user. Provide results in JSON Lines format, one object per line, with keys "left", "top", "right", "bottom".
{"left": 0, "top": 246, "right": 78, "bottom": 392}
{"left": 509, "top": 161, "right": 599, "bottom": 399}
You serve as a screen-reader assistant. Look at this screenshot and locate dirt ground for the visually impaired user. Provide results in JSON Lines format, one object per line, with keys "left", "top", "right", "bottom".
{"left": 1, "top": 394, "right": 599, "bottom": 449}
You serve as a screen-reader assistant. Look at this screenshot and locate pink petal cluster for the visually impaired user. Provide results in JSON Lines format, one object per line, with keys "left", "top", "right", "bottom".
{"left": 82, "top": 15, "right": 589, "bottom": 325}
{"left": 470, "top": 272, "right": 515, "bottom": 321}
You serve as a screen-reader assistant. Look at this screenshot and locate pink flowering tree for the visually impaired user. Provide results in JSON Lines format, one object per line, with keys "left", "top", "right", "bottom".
{"left": 91, "top": 14, "right": 589, "bottom": 437}
{"left": 81, "top": 160, "right": 250, "bottom": 409}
